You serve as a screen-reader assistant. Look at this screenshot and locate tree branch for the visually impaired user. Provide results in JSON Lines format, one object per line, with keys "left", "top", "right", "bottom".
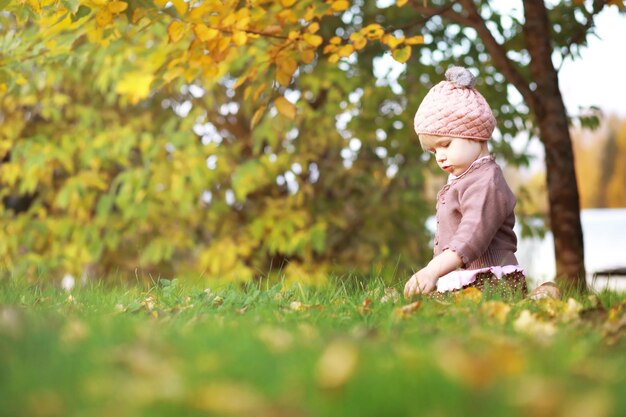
{"left": 456, "top": 0, "right": 537, "bottom": 114}
{"left": 557, "top": 0, "right": 607, "bottom": 69}
{"left": 408, "top": 0, "right": 537, "bottom": 114}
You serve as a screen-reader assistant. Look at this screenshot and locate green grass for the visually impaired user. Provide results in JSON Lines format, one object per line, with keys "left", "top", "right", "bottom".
{"left": 1, "top": 277, "right": 625, "bottom": 417}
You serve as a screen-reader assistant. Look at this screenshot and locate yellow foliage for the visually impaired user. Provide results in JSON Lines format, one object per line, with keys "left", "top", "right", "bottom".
{"left": 107, "top": 1, "right": 128, "bottom": 14}
{"left": 337, "top": 44, "right": 354, "bottom": 57}
{"left": 274, "top": 96, "right": 296, "bottom": 119}
{"left": 232, "top": 31, "right": 247, "bottom": 46}
{"left": 392, "top": 45, "right": 412, "bottom": 63}
{"left": 382, "top": 33, "right": 404, "bottom": 49}
{"left": 307, "top": 22, "right": 320, "bottom": 33}
{"left": 167, "top": 21, "right": 187, "bottom": 43}
{"left": 115, "top": 71, "right": 155, "bottom": 104}
{"left": 0, "top": 0, "right": 436, "bottom": 281}
{"left": 301, "top": 49, "right": 315, "bottom": 64}
{"left": 330, "top": 0, "right": 350, "bottom": 12}
{"left": 171, "top": 0, "right": 188, "bottom": 15}
{"left": 193, "top": 24, "right": 219, "bottom": 42}
{"left": 95, "top": 9, "right": 113, "bottom": 27}
{"left": 303, "top": 33, "right": 323, "bottom": 47}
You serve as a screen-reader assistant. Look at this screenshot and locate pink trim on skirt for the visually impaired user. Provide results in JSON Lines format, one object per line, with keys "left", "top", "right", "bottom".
{"left": 436, "top": 265, "right": 525, "bottom": 293}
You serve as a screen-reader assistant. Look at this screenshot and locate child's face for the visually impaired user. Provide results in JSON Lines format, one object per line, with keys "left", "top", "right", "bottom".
{"left": 419, "top": 134, "right": 487, "bottom": 176}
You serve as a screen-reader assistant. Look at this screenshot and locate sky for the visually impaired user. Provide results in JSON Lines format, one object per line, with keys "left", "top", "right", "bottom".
{"left": 558, "top": 6, "right": 626, "bottom": 117}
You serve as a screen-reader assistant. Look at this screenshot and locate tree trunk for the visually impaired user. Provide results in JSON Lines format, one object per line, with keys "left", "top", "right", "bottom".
{"left": 523, "top": 0, "right": 587, "bottom": 291}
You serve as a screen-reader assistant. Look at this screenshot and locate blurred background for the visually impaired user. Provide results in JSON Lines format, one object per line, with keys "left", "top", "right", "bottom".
{"left": 0, "top": 0, "right": 624, "bottom": 288}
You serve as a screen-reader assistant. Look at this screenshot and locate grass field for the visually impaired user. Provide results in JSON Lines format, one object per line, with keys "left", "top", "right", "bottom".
{"left": 1, "top": 277, "right": 625, "bottom": 417}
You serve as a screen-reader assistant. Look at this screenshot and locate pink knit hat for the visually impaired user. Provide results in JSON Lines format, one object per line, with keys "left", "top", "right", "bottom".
{"left": 413, "top": 67, "right": 496, "bottom": 141}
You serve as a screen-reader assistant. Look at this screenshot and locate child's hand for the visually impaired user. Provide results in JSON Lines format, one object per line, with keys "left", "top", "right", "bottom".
{"left": 404, "top": 269, "right": 438, "bottom": 298}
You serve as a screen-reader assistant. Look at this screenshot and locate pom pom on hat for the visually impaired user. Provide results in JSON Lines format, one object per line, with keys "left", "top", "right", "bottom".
{"left": 445, "top": 66, "right": 476, "bottom": 88}
{"left": 413, "top": 66, "right": 496, "bottom": 141}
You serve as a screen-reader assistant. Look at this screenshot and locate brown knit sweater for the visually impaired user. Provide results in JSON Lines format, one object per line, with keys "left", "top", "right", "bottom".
{"left": 433, "top": 156, "right": 518, "bottom": 269}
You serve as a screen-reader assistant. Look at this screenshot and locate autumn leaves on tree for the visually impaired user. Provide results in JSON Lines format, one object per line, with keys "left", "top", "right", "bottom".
{"left": 1, "top": 0, "right": 623, "bottom": 286}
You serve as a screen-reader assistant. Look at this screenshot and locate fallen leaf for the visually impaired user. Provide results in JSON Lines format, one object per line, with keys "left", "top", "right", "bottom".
{"left": 289, "top": 301, "right": 322, "bottom": 312}
{"left": 434, "top": 339, "right": 524, "bottom": 388}
{"left": 454, "top": 287, "right": 482, "bottom": 304}
{"left": 510, "top": 376, "right": 564, "bottom": 417}
{"left": 513, "top": 310, "right": 557, "bottom": 342}
{"left": 394, "top": 300, "right": 422, "bottom": 319}
{"left": 0, "top": 306, "right": 22, "bottom": 337}
{"left": 380, "top": 287, "right": 400, "bottom": 304}
{"left": 562, "top": 297, "right": 583, "bottom": 323}
{"left": 60, "top": 319, "right": 89, "bottom": 345}
{"left": 316, "top": 340, "right": 358, "bottom": 389}
{"left": 212, "top": 296, "right": 224, "bottom": 307}
{"left": 561, "top": 390, "right": 614, "bottom": 417}
{"left": 192, "top": 382, "right": 267, "bottom": 414}
{"left": 358, "top": 298, "right": 372, "bottom": 314}
{"left": 481, "top": 300, "right": 511, "bottom": 324}
{"left": 257, "top": 326, "right": 294, "bottom": 353}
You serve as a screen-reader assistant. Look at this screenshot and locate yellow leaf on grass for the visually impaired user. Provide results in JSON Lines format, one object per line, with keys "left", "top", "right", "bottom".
{"left": 481, "top": 300, "right": 511, "bottom": 324}
{"left": 193, "top": 382, "right": 266, "bottom": 415}
{"left": 513, "top": 310, "right": 557, "bottom": 342}
{"left": 395, "top": 300, "right": 422, "bottom": 319}
{"left": 107, "top": 1, "right": 127, "bottom": 14}
{"left": 281, "top": 0, "right": 297, "bottom": 6}
{"left": 275, "top": 96, "right": 296, "bottom": 119}
{"left": 454, "top": 286, "right": 482, "bottom": 304}
{"left": 257, "top": 326, "right": 294, "bottom": 353}
{"left": 316, "top": 341, "right": 358, "bottom": 389}
{"left": 168, "top": 21, "right": 186, "bottom": 43}
{"left": 396, "top": 0, "right": 408, "bottom": 6}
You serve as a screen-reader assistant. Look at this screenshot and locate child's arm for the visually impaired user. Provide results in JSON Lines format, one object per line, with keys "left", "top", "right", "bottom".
{"left": 404, "top": 249, "right": 463, "bottom": 298}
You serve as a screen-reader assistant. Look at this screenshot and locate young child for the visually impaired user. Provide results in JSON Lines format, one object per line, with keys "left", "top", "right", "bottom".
{"left": 404, "top": 66, "right": 526, "bottom": 298}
